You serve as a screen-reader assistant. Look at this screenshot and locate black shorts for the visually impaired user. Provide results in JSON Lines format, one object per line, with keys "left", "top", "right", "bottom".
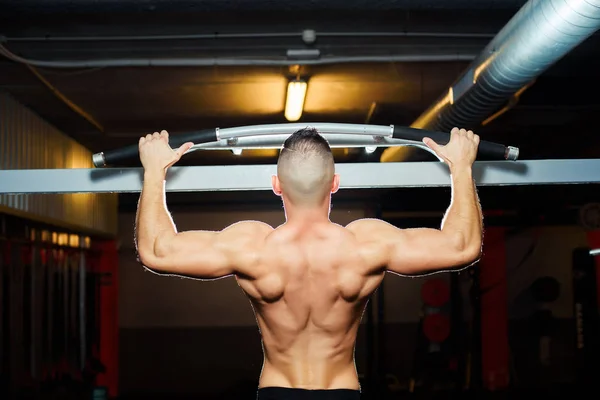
{"left": 257, "top": 387, "right": 361, "bottom": 400}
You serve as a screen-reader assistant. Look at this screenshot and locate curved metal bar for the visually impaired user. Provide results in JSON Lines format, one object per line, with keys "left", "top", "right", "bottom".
{"left": 189, "top": 133, "right": 439, "bottom": 158}
{"left": 194, "top": 133, "right": 406, "bottom": 149}
{"left": 92, "top": 122, "right": 512, "bottom": 167}
{"left": 217, "top": 123, "right": 394, "bottom": 141}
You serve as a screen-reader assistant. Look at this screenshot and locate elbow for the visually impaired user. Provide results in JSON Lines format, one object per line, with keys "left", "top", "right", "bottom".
{"left": 137, "top": 249, "right": 164, "bottom": 273}
{"left": 137, "top": 249, "right": 152, "bottom": 266}
{"left": 452, "top": 234, "right": 482, "bottom": 267}
{"left": 461, "top": 244, "right": 482, "bottom": 266}
{"left": 136, "top": 234, "right": 175, "bottom": 272}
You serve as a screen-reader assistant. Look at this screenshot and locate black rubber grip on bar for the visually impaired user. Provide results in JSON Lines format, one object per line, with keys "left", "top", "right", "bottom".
{"left": 392, "top": 126, "right": 513, "bottom": 160}
{"left": 94, "top": 129, "right": 218, "bottom": 167}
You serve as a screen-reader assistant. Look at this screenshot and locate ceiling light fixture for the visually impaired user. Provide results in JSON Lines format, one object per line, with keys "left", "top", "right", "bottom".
{"left": 231, "top": 148, "right": 243, "bottom": 156}
{"left": 284, "top": 79, "right": 307, "bottom": 122}
{"left": 365, "top": 146, "right": 377, "bottom": 154}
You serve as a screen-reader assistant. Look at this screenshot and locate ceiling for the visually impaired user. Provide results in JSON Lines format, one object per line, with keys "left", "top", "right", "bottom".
{"left": 0, "top": 0, "right": 599, "bottom": 169}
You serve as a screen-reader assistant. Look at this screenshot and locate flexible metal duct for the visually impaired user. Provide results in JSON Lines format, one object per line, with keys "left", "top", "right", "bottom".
{"left": 381, "top": 0, "right": 600, "bottom": 162}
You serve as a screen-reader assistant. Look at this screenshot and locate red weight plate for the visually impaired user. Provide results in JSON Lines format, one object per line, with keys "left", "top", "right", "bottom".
{"left": 423, "top": 313, "right": 451, "bottom": 342}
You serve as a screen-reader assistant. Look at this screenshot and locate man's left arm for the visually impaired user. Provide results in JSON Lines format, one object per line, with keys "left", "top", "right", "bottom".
{"left": 134, "top": 130, "right": 270, "bottom": 280}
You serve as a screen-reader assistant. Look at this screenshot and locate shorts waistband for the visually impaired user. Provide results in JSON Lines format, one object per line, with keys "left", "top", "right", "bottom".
{"left": 257, "top": 386, "right": 361, "bottom": 400}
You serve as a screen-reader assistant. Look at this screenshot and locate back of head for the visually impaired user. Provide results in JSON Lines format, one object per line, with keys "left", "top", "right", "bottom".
{"left": 277, "top": 128, "right": 335, "bottom": 207}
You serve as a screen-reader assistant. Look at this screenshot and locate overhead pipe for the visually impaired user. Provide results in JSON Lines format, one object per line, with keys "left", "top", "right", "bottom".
{"left": 381, "top": 0, "right": 600, "bottom": 162}
{"left": 1, "top": 30, "right": 495, "bottom": 43}
{"left": 0, "top": 42, "right": 475, "bottom": 68}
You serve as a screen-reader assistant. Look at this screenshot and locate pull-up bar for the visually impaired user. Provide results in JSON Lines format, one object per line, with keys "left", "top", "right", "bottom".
{"left": 4, "top": 122, "right": 600, "bottom": 195}
{"left": 91, "top": 123, "right": 519, "bottom": 167}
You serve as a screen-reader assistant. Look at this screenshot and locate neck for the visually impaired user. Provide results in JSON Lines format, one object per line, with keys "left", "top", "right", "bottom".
{"left": 283, "top": 196, "right": 331, "bottom": 224}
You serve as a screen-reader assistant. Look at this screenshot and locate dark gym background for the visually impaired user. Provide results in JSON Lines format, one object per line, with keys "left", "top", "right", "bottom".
{"left": 1, "top": 0, "right": 600, "bottom": 399}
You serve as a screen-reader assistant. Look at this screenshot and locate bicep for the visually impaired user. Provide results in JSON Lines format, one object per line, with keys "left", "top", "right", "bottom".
{"left": 387, "top": 227, "right": 476, "bottom": 276}
{"left": 140, "top": 230, "right": 234, "bottom": 279}
{"left": 350, "top": 219, "right": 477, "bottom": 276}
{"left": 139, "top": 221, "right": 271, "bottom": 280}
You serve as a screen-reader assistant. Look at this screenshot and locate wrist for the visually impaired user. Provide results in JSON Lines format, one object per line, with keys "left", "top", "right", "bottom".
{"left": 449, "top": 164, "right": 473, "bottom": 177}
{"left": 144, "top": 169, "right": 166, "bottom": 181}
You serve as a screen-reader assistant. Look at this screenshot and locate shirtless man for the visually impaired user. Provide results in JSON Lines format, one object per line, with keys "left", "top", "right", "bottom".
{"left": 135, "top": 127, "right": 483, "bottom": 400}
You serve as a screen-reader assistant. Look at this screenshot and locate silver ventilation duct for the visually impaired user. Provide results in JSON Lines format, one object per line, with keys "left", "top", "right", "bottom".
{"left": 381, "top": 0, "right": 600, "bottom": 162}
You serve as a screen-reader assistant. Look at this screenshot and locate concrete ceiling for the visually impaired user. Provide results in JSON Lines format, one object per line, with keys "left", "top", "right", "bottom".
{"left": 0, "top": 0, "right": 530, "bottom": 13}
{"left": 0, "top": 0, "right": 599, "bottom": 167}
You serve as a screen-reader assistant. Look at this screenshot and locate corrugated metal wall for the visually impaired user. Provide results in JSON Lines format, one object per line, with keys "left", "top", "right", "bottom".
{"left": 0, "top": 91, "right": 118, "bottom": 236}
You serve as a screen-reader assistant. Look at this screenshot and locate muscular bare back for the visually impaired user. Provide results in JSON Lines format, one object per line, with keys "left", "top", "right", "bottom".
{"left": 136, "top": 127, "right": 482, "bottom": 397}
{"left": 235, "top": 221, "right": 385, "bottom": 390}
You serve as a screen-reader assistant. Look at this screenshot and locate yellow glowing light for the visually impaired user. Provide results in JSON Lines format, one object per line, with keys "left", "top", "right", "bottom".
{"left": 284, "top": 80, "right": 308, "bottom": 122}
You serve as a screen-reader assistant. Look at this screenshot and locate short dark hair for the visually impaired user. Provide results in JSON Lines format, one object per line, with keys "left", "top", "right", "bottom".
{"left": 277, "top": 127, "right": 335, "bottom": 204}
{"left": 281, "top": 127, "right": 332, "bottom": 156}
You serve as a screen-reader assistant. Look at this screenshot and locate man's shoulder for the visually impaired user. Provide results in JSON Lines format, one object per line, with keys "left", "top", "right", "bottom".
{"left": 345, "top": 218, "right": 387, "bottom": 232}
{"left": 345, "top": 218, "right": 403, "bottom": 242}
{"left": 225, "top": 220, "right": 274, "bottom": 235}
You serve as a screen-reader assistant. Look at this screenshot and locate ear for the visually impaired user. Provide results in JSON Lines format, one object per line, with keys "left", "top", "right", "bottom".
{"left": 331, "top": 173, "right": 340, "bottom": 194}
{"left": 272, "top": 175, "right": 282, "bottom": 196}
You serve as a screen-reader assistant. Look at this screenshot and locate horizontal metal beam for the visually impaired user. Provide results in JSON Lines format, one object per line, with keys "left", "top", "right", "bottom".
{"left": 1, "top": 159, "right": 599, "bottom": 194}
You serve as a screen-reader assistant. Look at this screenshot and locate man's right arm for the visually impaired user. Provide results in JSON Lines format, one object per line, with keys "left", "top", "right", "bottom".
{"left": 348, "top": 128, "right": 483, "bottom": 276}
{"left": 392, "top": 163, "right": 482, "bottom": 275}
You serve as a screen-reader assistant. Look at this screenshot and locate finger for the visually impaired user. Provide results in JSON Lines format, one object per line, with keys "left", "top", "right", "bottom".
{"left": 145, "top": 134, "right": 152, "bottom": 141}
{"left": 160, "top": 130, "right": 169, "bottom": 142}
{"left": 450, "top": 127, "right": 459, "bottom": 140}
{"left": 422, "top": 137, "right": 442, "bottom": 153}
{"left": 175, "top": 142, "right": 194, "bottom": 157}
{"left": 474, "top": 134, "right": 480, "bottom": 145}
{"left": 152, "top": 132, "right": 160, "bottom": 139}
{"left": 459, "top": 128, "right": 467, "bottom": 136}
{"left": 467, "top": 130, "right": 474, "bottom": 139}
{"left": 139, "top": 136, "right": 145, "bottom": 145}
